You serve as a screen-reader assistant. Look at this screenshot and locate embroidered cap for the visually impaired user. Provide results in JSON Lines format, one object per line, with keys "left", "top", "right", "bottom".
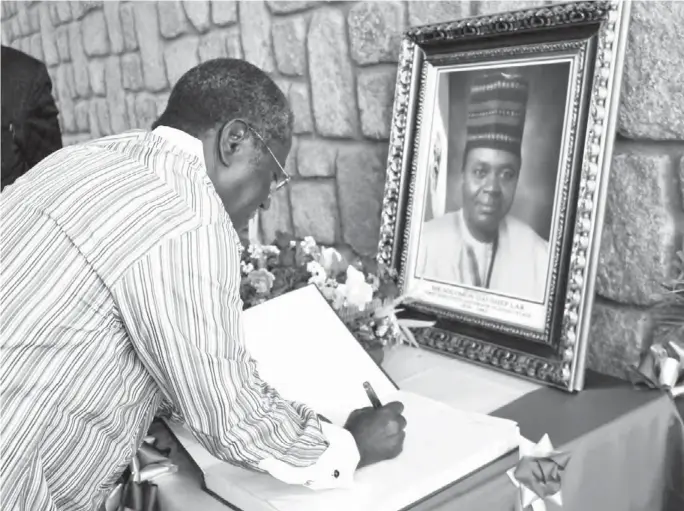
{"left": 465, "top": 71, "right": 529, "bottom": 158}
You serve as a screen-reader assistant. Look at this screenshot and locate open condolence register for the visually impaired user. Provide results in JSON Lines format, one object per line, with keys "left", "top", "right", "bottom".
{"left": 167, "top": 285, "right": 520, "bottom": 511}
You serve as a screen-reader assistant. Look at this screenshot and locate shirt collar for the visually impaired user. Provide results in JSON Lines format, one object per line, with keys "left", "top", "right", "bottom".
{"left": 152, "top": 126, "right": 205, "bottom": 163}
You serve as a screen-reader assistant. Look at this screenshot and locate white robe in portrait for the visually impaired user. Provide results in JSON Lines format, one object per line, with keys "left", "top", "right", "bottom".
{"left": 417, "top": 209, "right": 549, "bottom": 303}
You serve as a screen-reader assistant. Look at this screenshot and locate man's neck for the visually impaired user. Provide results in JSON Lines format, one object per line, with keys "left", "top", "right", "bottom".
{"left": 460, "top": 212, "right": 498, "bottom": 245}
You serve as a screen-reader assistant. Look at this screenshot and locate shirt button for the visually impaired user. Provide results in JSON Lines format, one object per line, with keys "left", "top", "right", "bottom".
{"left": 333, "top": 470, "right": 340, "bottom": 478}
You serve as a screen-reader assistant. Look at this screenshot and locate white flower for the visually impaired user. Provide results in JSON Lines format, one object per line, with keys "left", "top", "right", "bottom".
{"left": 241, "top": 261, "right": 255, "bottom": 275}
{"left": 318, "top": 246, "right": 344, "bottom": 273}
{"left": 341, "top": 266, "right": 374, "bottom": 310}
{"left": 307, "top": 261, "right": 327, "bottom": 286}
{"left": 331, "top": 284, "right": 348, "bottom": 310}
{"left": 300, "top": 236, "right": 317, "bottom": 254}
{"left": 247, "top": 244, "right": 264, "bottom": 259}
{"left": 262, "top": 245, "right": 280, "bottom": 256}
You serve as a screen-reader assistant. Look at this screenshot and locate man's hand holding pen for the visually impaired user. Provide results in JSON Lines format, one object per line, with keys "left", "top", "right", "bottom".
{"left": 343, "top": 382, "right": 407, "bottom": 469}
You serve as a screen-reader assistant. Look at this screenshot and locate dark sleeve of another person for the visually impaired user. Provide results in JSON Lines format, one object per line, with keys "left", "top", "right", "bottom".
{"left": 23, "top": 62, "right": 62, "bottom": 169}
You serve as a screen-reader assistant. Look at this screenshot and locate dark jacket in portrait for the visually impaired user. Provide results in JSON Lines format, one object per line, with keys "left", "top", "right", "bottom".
{"left": 1, "top": 45, "right": 62, "bottom": 191}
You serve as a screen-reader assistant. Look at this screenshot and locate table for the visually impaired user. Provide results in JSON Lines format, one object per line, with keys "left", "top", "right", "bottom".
{"left": 149, "top": 346, "right": 684, "bottom": 511}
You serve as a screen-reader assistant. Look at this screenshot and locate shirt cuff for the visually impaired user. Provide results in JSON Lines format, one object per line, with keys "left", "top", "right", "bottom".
{"left": 257, "top": 422, "right": 360, "bottom": 490}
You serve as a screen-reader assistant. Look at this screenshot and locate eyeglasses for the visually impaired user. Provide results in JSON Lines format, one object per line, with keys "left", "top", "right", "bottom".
{"left": 241, "top": 120, "right": 290, "bottom": 192}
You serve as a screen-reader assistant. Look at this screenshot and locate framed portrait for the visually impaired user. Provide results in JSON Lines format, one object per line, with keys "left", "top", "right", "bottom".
{"left": 377, "top": 1, "right": 632, "bottom": 391}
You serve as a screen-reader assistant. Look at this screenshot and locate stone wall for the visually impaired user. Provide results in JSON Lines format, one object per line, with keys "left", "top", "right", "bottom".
{"left": 2, "top": 0, "right": 683, "bottom": 378}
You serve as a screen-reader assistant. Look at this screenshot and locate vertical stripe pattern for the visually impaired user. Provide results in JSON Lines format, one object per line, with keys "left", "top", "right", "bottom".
{"left": 0, "top": 130, "right": 328, "bottom": 511}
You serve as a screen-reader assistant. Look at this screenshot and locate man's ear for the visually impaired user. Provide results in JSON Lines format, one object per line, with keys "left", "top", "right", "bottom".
{"left": 218, "top": 120, "right": 249, "bottom": 166}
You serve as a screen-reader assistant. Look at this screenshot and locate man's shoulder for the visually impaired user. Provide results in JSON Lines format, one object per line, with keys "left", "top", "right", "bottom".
{"left": 1, "top": 46, "right": 45, "bottom": 72}
{"left": 504, "top": 215, "right": 549, "bottom": 251}
{"left": 422, "top": 211, "right": 462, "bottom": 239}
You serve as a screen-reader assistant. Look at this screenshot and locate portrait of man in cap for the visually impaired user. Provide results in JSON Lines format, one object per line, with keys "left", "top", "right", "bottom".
{"left": 417, "top": 70, "right": 550, "bottom": 303}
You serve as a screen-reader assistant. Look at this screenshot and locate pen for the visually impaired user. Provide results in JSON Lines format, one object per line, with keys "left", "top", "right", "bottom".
{"left": 363, "top": 381, "right": 382, "bottom": 409}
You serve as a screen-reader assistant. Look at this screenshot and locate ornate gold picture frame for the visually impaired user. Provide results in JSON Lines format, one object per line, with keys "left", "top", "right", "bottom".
{"left": 377, "top": 1, "right": 632, "bottom": 391}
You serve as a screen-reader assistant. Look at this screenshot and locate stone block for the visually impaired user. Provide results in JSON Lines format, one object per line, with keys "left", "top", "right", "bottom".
{"left": 121, "top": 54, "right": 144, "bottom": 92}
{"left": 17, "top": 4, "right": 30, "bottom": 35}
{"left": 95, "top": 97, "right": 112, "bottom": 136}
{"left": 199, "top": 31, "right": 227, "bottom": 62}
{"left": 297, "top": 140, "right": 336, "bottom": 177}
{"left": 63, "top": 63, "right": 77, "bottom": 100}
{"left": 134, "top": 2, "right": 167, "bottom": 91}
{"left": 69, "top": 23, "right": 90, "bottom": 97}
{"left": 619, "top": 1, "right": 684, "bottom": 139}
{"left": 3, "top": 18, "right": 13, "bottom": 44}
{"left": 155, "top": 92, "right": 170, "bottom": 120}
{"left": 266, "top": 1, "right": 317, "bottom": 14}
{"left": 125, "top": 94, "right": 137, "bottom": 129}
{"left": 272, "top": 17, "right": 307, "bottom": 76}
{"left": 183, "top": 0, "right": 211, "bottom": 33}
{"left": 308, "top": 9, "right": 357, "bottom": 137}
{"left": 88, "top": 59, "right": 106, "bottom": 96}
{"left": 28, "top": 5, "right": 39, "bottom": 33}
{"left": 211, "top": 0, "right": 237, "bottom": 26}
{"left": 336, "top": 144, "right": 387, "bottom": 255}
{"left": 103, "top": 0, "right": 124, "bottom": 54}
{"left": 11, "top": 17, "right": 21, "bottom": 42}
{"left": 407, "top": 0, "right": 468, "bottom": 26}
{"left": 74, "top": 101, "right": 90, "bottom": 132}
{"left": 225, "top": 29, "right": 243, "bottom": 59}
{"left": 597, "top": 152, "right": 677, "bottom": 306}
{"left": 29, "top": 33, "right": 43, "bottom": 62}
{"left": 48, "top": 3, "right": 60, "bottom": 25}
{"left": 120, "top": 3, "right": 138, "bottom": 52}
{"left": 39, "top": 4, "right": 59, "bottom": 66}
{"left": 260, "top": 188, "right": 294, "bottom": 243}
{"left": 158, "top": 0, "right": 189, "bottom": 39}
{"left": 586, "top": 301, "right": 651, "bottom": 379}
{"left": 60, "top": 99, "right": 77, "bottom": 134}
{"left": 1, "top": 24, "right": 9, "bottom": 46}
{"left": 357, "top": 67, "right": 395, "bottom": 140}
{"left": 475, "top": 1, "right": 548, "bottom": 16}
{"left": 284, "top": 138, "right": 297, "bottom": 177}
{"left": 82, "top": 10, "right": 109, "bottom": 57}
{"left": 290, "top": 180, "right": 338, "bottom": 245}
{"left": 164, "top": 36, "right": 200, "bottom": 87}
{"left": 239, "top": 0, "right": 275, "bottom": 73}
{"left": 289, "top": 83, "right": 313, "bottom": 134}
{"left": 56, "top": 2, "right": 72, "bottom": 24}
{"left": 88, "top": 99, "right": 102, "bottom": 138}
{"left": 55, "top": 25, "right": 70, "bottom": 62}
{"left": 135, "top": 93, "right": 159, "bottom": 130}
{"left": 348, "top": 1, "right": 405, "bottom": 65}
{"left": 54, "top": 65, "right": 75, "bottom": 132}
{"left": 274, "top": 79, "right": 292, "bottom": 98}
{"left": 105, "top": 56, "right": 128, "bottom": 133}
{"left": 70, "top": 0, "right": 84, "bottom": 20}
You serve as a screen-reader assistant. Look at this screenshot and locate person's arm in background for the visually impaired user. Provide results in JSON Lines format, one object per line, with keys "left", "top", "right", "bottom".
{"left": 113, "top": 223, "right": 405, "bottom": 490}
{"left": 23, "top": 60, "right": 62, "bottom": 169}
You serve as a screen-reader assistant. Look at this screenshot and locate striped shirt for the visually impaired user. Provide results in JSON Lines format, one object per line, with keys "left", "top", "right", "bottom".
{"left": 1, "top": 127, "right": 359, "bottom": 511}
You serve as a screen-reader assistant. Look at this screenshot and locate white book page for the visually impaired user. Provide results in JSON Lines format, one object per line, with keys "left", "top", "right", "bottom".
{"left": 241, "top": 285, "right": 397, "bottom": 424}
{"left": 198, "top": 390, "right": 518, "bottom": 511}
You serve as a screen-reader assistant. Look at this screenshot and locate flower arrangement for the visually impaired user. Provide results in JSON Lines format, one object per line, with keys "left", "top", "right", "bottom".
{"left": 239, "top": 232, "right": 433, "bottom": 362}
